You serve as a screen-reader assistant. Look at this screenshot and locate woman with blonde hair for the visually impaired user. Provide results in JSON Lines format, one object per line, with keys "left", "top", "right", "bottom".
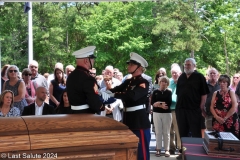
{"left": 230, "top": 73, "right": 240, "bottom": 91}
{"left": 0, "top": 90, "right": 20, "bottom": 117}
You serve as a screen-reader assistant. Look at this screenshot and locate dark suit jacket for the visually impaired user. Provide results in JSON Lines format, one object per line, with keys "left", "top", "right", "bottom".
{"left": 22, "top": 102, "right": 55, "bottom": 116}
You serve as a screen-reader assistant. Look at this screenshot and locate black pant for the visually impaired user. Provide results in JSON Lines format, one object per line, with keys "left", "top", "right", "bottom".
{"left": 175, "top": 108, "right": 202, "bottom": 138}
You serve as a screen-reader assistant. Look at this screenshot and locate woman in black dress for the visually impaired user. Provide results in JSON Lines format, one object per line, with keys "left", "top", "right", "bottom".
{"left": 56, "top": 89, "right": 71, "bottom": 114}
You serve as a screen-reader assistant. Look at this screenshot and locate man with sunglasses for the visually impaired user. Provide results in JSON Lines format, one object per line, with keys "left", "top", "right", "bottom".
{"left": 29, "top": 60, "right": 48, "bottom": 92}
{"left": 66, "top": 46, "right": 111, "bottom": 114}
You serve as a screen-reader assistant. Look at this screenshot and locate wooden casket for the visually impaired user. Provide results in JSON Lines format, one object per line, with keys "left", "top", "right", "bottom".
{"left": 0, "top": 114, "right": 138, "bottom": 160}
{"left": 203, "top": 131, "right": 240, "bottom": 158}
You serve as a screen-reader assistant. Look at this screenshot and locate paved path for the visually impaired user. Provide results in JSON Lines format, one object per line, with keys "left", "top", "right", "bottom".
{"left": 150, "top": 129, "right": 178, "bottom": 160}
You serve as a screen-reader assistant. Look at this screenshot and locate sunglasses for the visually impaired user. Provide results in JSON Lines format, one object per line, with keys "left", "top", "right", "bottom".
{"left": 233, "top": 77, "right": 239, "bottom": 79}
{"left": 9, "top": 70, "right": 18, "bottom": 73}
{"left": 24, "top": 74, "right": 32, "bottom": 76}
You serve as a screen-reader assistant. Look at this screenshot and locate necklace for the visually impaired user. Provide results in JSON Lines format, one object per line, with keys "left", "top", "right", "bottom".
{"left": 0, "top": 107, "right": 10, "bottom": 117}
{"left": 220, "top": 90, "right": 228, "bottom": 97}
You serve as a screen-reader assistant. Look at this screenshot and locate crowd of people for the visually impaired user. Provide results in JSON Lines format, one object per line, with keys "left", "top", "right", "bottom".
{"left": 0, "top": 46, "right": 240, "bottom": 160}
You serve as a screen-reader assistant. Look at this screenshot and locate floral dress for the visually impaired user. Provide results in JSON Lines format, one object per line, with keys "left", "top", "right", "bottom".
{"left": 0, "top": 107, "right": 20, "bottom": 117}
{"left": 212, "top": 90, "right": 239, "bottom": 137}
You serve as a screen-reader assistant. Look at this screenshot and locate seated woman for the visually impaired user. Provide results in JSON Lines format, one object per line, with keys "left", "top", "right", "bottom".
{"left": 100, "top": 75, "right": 122, "bottom": 122}
{"left": 210, "top": 75, "right": 239, "bottom": 138}
{"left": 0, "top": 90, "right": 20, "bottom": 117}
{"left": 151, "top": 76, "right": 172, "bottom": 157}
{"left": 56, "top": 89, "right": 71, "bottom": 114}
{"left": 22, "top": 68, "right": 37, "bottom": 105}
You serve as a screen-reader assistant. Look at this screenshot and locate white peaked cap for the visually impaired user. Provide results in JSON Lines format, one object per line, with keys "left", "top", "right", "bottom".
{"left": 72, "top": 46, "right": 96, "bottom": 59}
{"left": 127, "top": 52, "right": 148, "bottom": 68}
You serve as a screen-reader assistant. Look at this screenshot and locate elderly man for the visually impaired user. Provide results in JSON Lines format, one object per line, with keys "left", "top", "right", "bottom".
{"left": 176, "top": 58, "right": 209, "bottom": 137}
{"left": 22, "top": 87, "right": 55, "bottom": 116}
{"left": 29, "top": 60, "right": 48, "bottom": 90}
{"left": 205, "top": 68, "right": 220, "bottom": 130}
{"left": 66, "top": 46, "right": 110, "bottom": 114}
{"left": 65, "top": 65, "right": 75, "bottom": 78}
{"left": 169, "top": 64, "right": 182, "bottom": 155}
{"left": 100, "top": 65, "right": 121, "bottom": 89}
{"left": 108, "top": 52, "right": 151, "bottom": 160}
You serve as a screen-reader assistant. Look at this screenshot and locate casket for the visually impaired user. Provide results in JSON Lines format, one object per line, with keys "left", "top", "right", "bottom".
{"left": 203, "top": 131, "right": 240, "bottom": 158}
{"left": 0, "top": 114, "right": 138, "bottom": 160}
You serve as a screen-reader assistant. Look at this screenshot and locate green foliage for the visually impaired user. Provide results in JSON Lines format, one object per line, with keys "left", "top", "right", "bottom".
{"left": 0, "top": 0, "right": 240, "bottom": 80}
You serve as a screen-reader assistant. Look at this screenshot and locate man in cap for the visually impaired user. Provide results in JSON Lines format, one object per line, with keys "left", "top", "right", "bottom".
{"left": 66, "top": 46, "right": 110, "bottom": 114}
{"left": 107, "top": 52, "right": 151, "bottom": 160}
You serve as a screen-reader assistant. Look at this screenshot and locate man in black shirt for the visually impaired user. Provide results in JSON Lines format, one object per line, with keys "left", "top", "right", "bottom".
{"left": 176, "top": 58, "right": 209, "bottom": 138}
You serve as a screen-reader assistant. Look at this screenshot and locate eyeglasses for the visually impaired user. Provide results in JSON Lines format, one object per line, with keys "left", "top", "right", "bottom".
{"left": 24, "top": 74, "right": 32, "bottom": 76}
{"left": 233, "top": 77, "right": 239, "bottom": 79}
{"left": 30, "top": 66, "right": 38, "bottom": 68}
{"left": 9, "top": 70, "right": 17, "bottom": 73}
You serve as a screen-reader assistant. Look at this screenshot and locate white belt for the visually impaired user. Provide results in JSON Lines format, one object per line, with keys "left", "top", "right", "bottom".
{"left": 125, "top": 105, "right": 145, "bottom": 112}
{"left": 71, "top": 104, "right": 89, "bottom": 110}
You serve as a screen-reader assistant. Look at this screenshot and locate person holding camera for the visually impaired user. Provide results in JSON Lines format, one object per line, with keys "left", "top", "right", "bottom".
{"left": 151, "top": 76, "right": 172, "bottom": 157}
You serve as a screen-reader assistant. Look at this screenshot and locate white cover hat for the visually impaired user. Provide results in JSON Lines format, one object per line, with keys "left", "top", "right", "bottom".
{"left": 126, "top": 52, "right": 148, "bottom": 68}
{"left": 73, "top": 46, "right": 96, "bottom": 59}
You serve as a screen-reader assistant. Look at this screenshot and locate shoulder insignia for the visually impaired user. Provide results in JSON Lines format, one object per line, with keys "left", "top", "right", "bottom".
{"left": 94, "top": 83, "right": 98, "bottom": 94}
{"left": 139, "top": 83, "right": 146, "bottom": 88}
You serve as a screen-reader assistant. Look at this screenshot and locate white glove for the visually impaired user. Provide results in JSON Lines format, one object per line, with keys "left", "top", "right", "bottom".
{"left": 99, "top": 91, "right": 111, "bottom": 101}
{"left": 109, "top": 93, "right": 115, "bottom": 97}
{"left": 105, "top": 90, "right": 113, "bottom": 94}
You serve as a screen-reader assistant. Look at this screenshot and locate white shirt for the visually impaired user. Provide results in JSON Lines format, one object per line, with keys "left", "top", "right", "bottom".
{"left": 35, "top": 102, "right": 44, "bottom": 116}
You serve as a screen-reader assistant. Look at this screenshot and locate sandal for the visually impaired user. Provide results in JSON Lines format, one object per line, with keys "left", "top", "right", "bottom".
{"left": 165, "top": 151, "right": 170, "bottom": 157}
{"left": 155, "top": 150, "right": 161, "bottom": 157}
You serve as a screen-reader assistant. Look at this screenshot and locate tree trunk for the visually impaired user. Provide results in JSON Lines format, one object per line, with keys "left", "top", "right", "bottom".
{"left": 224, "top": 32, "right": 229, "bottom": 75}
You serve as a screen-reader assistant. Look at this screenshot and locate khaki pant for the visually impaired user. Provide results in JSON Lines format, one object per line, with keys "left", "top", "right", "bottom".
{"left": 170, "top": 110, "right": 181, "bottom": 150}
{"left": 205, "top": 115, "right": 213, "bottom": 131}
{"left": 153, "top": 112, "right": 172, "bottom": 150}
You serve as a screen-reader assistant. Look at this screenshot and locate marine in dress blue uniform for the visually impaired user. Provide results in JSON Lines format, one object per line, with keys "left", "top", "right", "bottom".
{"left": 66, "top": 46, "right": 112, "bottom": 114}
{"left": 109, "top": 52, "right": 151, "bottom": 160}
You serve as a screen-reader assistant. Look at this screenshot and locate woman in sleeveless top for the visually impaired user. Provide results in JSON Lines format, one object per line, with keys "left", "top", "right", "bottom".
{"left": 210, "top": 75, "right": 239, "bottom": 138}
{"left": 22, "top": 68, "right": 37, "bottom": 105}
{"left": 49, "top": 67, "right": 66, "bottom": 108}
{"left": 3, "top": 65, "right": 28, "bottom": 115}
